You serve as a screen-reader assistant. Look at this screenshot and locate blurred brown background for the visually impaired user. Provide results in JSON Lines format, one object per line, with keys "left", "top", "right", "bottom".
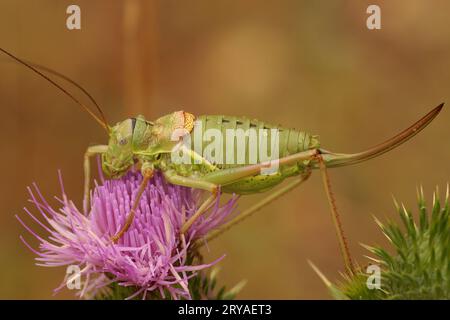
{"left": 0, "top": 0, "right": 449, "bottom": 299}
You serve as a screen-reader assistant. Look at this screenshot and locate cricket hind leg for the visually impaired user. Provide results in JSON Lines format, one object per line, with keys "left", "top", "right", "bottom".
{"left": 169, "top": 149, "right": 320, "bottom": 236}
{"left": 195, "top": 170, "right": 312, "bottom": 247}
{"left": 190, "top": 148, "right": 355, "bottom": 274}
{"left": 176, "top": 149, "right": 320, "bottom": 236}
{"left": 317, "top": 155, "right": 355, "bottom": 275}
{"left": 83, "top": 145, "right": 108, "bottom": 214}
{"left": 200, "top": 149, "right": 319, "bottom": 186}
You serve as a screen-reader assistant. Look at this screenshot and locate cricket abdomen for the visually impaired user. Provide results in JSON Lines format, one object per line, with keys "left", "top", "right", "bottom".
{"left": 195, "top": 115, "right": 319, "bottom": 166}
{"left": 193, "top": 115, "right": 319, "bottom": 194}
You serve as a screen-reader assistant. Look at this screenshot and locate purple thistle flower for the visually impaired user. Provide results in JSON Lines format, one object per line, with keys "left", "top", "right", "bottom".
{"left": 17, "top": 168, "right": 238, "bottom": 300}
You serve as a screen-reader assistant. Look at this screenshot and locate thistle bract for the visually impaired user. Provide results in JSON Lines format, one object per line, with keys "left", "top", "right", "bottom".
{"left": 314, "top": 186, "right": 450, "bottom": 300}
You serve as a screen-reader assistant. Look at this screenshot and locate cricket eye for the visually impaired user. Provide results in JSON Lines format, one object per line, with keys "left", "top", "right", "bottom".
{"left": 119, "top": 138, "right": 128, "bottom": 146}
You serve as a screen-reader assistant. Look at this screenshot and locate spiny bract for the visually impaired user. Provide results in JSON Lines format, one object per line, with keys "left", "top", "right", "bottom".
{"left": 320, "top": 186, "right": 450, "bottom": 300}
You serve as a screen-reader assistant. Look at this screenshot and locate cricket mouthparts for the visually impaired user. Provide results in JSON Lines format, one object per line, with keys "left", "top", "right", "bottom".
{"left": 318, "top": 102, "right": 444, "bottom": 168}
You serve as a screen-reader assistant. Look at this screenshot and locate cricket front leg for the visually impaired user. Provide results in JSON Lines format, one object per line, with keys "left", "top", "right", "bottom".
{"left": 83, "top": 145, "right": 108, "bottom": 214}
{"left": 163, "top": 170, "right": 219, "bottom": 235}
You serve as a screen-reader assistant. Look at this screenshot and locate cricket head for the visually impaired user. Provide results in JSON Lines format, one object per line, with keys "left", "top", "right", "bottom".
{"left": 101, "top": 111, "right": 195, "bottom": 177}
{"left": 102, "top": 118, "right": 136, "bottom": 178}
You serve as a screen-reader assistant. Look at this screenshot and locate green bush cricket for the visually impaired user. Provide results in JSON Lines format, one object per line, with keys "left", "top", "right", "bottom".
{"left": 2, "top": 47, "right": 443, "bottom": 274}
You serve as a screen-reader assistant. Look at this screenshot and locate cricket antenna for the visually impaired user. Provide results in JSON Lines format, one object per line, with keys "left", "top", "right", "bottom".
{"left": 0, "top": 47, "right": 109, "bottom": 133}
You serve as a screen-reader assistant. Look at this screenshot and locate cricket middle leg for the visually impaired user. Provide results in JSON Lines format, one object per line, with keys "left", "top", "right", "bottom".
{"left": 163, "top": 170, "right": 219, "bottom": 235}
{"left": 111, "top": 167, "right": 154, "bottom": 243}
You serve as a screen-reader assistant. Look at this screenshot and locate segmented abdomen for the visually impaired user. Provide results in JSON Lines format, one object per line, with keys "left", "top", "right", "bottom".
{"left": 194, "top": 115, "right": 319, "bottom": 169}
